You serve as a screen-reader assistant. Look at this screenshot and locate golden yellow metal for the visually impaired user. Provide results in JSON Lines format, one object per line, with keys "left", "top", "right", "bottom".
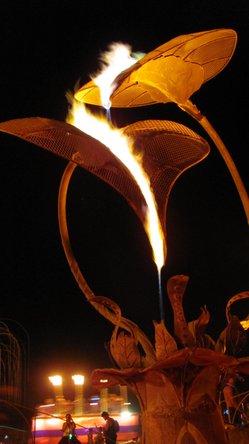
{"left": 0, "top": 29, "right": 248, "bottom": 441}
{"left": 75, "top": 28, "right": 237, "bottom": 107}
{"left": 75, "top": 28, "right": 249, "bottom": 224}
{"left": 0, "top": 117, "right": 210, "bottom": 250}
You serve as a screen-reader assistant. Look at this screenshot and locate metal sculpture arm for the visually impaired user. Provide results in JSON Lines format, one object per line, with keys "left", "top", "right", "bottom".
{"left": 75, "top": 28, "right": 249, "bottom": 224}
{"left": 179, "top": 100, "right": 249, "bottom": 223}
{"left": 57, "top": 160, "right": 156, "bottom": 365}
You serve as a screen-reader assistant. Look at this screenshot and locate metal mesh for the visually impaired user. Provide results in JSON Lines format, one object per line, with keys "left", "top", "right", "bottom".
{"left": 75, "top": 28, "right": 237, "bottom": 108}
{"left": 0, "top": 117, "right": 210, "bottom": 231}
{"left": 122, "top": 120, "right": 210, "bottom": 229}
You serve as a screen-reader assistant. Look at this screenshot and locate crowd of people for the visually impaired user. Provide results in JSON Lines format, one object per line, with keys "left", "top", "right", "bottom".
{"left": 58, "top": 387, "right": 249, "bottom": 444}
{"left": 58, "top": 411, "right": 119, "bottom": 444}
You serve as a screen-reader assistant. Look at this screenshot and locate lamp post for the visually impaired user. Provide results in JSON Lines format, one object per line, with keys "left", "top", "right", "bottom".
{"left": 99, "top": 379, "right": 109, "bottom": 413}
{"left": 48, "top": 375, "right": 64, "bottom": 413}
{"left": 72, "top": 374, "right": 84, "bottom": 415}
{"left": 119, "top": 385, "right": 130, "bottom": 413}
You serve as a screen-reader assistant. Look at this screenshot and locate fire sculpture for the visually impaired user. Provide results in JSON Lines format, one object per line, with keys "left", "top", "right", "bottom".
{"left": 76, "top": 28, "right": 249, "bottom": 225}
{"left": 0, "top": 29, "right": 249, "bottom": 444}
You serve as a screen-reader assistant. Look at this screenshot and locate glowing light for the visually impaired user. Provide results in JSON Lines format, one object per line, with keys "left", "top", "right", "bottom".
{"left": 120, "top": 411, "right": 132, "bottom": 419}
{"left": 33, "top": 414, "right": 140, "bottom": 434}
{"left": 72, "top": 374, "right": 84, "bottom": 385}
{"left": 49, "top": 418, "right": 61, "bottom": 427}
{"left": 35, "top": 418, "right": 61, "bottom": 430}
{"left": 91, "top": 42, "right": 139, "bottom": 109}
{"left": 48, "top": 375, "right": 62, "bottom": 386}
{"left": 92, "top": 44, "right": 165, "bottom": 269}
{"left": 39, "top": 403, "right": 55, "bottom": 408}
{"left": 68, "top": 43, "right": 166, "bottom": 320}
{"left": 241, "top": 319, "right": 249, "bottom": 330}
{"left": 67, "top": 99, "right": 165, "bottom": 269}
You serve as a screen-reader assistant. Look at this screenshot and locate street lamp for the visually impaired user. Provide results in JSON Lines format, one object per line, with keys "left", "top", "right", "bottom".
{"left": 48, "top": 375, "right": 64, "bottom": 412}
{"left": 72, "top": 374, "right": 84, "bottom": 415}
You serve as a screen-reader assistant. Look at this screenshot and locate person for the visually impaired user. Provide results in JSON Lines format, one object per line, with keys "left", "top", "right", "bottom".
{"left": 58, "top": 413, "right": 81, "bottom": 444}
{"left": 223, "top": 375, "right": 246, "bottom": 426}
{"left": 101, "top": 411, "right": 118, "bottom": 444}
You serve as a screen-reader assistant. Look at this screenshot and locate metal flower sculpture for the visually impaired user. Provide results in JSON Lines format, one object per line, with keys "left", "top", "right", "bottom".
{"left": 1, "top": 116, "right": 249, "bottom": 444}
{"left": 1, "top": 28, "right": 249, "bottom": 444}
{"left": 75, "top": 28, "right": 249, "bottom": 224}
{"left": 0, "top": 117, "right": 210, "bottom": 259}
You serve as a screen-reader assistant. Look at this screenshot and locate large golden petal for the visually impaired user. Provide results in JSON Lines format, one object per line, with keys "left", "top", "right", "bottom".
{"left": 75, "top": 28, "right": 237, "bottom": 108}
{"left": 0, "top": 117, "right": 210, "bottom": 242}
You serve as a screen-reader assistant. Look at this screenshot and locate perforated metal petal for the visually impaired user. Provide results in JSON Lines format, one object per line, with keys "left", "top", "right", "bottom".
{"left": 0, "top": 117, "right": 210, "bottom": 234}
{"left": 75, "top": 28, "right": 237, "bottom": 108}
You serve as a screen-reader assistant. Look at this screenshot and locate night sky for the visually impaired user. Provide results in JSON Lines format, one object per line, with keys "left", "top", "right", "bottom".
{"left": 1, "top": 1, "right": 249, "bottom": 407}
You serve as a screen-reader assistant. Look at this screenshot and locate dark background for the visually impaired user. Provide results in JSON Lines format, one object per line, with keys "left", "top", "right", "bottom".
{"left": 1, "top": 1, "right": 248, "bottom": 407}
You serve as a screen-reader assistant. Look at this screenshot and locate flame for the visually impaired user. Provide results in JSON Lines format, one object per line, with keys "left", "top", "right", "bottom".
{"left": 91, "top": 42, "right": 141, "bottom": 109}
{"left": 67, "top": 99, "right": 165, "bottom": 269}
{"left": 69, "top": 43, "right": 165, "bottom": 270}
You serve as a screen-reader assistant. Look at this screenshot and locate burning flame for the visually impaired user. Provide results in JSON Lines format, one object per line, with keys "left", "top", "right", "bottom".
{"left": 68, "top": 43, "right": 165, "bottom": 271}
{"left": 91, "top": 42, "right": 142, "bottom": 109}
{"left": 67, "top": 100, "right": 165, "bottom": 269}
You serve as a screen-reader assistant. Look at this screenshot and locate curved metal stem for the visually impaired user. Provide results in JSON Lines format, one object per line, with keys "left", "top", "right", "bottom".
{"left": 179, "top": 100, "right": 249, "bottom": 225}
{"left": 57, "top": 161, "right": 96, "bottom": 302}
{"left": 57, "top": 161, "right": 156, "bottom": 362}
